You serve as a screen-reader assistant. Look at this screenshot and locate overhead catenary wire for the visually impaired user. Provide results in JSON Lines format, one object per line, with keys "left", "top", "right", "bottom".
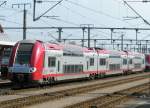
{"left": 123, "top": 0, "right": 150, "bottom": 26}
{"left": 0, "top": 1, "right": 6, "bottom": 7}
{"left": 28, "top": 11, "right": 79, "bottom": 40}
{"left": 65, "top": 0, "right": 121, "bottom": 20}
{"left": 1, "top": 0, "right": 150, "bottom": 43}
{"left": 43, "top": 16, "right": 79, "bottom": 26}
{"left": 60, "top": 4, "right": 107, "bottom": 27}
{"left": 33, "top": 0, "right": 64, "bottom": 21}
{"left": 65, "top": 0, "right": 136, "bottom": 27}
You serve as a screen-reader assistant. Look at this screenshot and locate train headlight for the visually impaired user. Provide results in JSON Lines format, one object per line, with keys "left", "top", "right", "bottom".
{"left": 30, "top": 67, "right": 37, "bottom": 73}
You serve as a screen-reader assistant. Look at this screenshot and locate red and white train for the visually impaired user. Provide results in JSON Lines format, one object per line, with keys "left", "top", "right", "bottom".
{"left": 0, "top": 41, "right": 15, "bottom": 79}
{"left": 8, "top": 40, "right": 145, "bottom": 84}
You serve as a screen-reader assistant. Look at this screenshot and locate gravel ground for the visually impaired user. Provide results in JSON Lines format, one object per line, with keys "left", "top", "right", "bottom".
{"left": 26, "top": 79, "right": 149, "bottom": 108}
{"left": 0, "top": 73, "right": 148, "bottom": 102}
{"left": 116, "top": 92, "right": 150, "bottom": 108}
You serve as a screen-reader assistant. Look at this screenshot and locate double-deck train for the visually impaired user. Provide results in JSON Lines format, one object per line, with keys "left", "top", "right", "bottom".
{"left": 0, "top": 41, "right": 15, "bottom": 79}
{"left": 8, "top": 40, "right": 146, "bottom": 84}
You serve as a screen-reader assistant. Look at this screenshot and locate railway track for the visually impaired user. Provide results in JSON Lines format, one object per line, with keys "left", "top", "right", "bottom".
{"left": 0, "top": 72, "right": 148, "bottom": 96}
{"left": 0, "top": 73, "right": 149, "bottom": 108}
{"left": 64, "top": 83, "right": 149, "bottom": 108}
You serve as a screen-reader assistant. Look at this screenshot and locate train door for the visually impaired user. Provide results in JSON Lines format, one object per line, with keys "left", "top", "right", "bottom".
{"left": 56, "top": 55, "right": 63, "bottom": 76}
{"left": 87, "top": 61, "right": 89, "bottom": 71}
{"left": 99, "top": 58, "right": 107, "bottom": 73}
{"left": 57, "top": 60, "right": 60, "bottom": 73}
{"left": 43, "top": 51, "right": 58, "bottom": 77}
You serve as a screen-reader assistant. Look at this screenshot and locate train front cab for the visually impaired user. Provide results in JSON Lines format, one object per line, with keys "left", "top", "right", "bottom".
{"left": 8, "top": 40, "right": 45, "bottom": 84}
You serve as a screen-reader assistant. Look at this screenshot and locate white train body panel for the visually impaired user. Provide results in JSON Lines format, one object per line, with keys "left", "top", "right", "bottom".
{"left": 107, "top": 52, "right": 122, "bottom": 75}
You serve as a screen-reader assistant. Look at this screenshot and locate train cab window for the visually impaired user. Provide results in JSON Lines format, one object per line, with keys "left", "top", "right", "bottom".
{"left": 48, "top": 57, "right": 56, "bottom": 67}
{"left": 123, "top": 59, "right": 127, "bottom": 65}
{"left": 90, "top": 58, "right": 94, "bottom": 66}
{"left": 15, "top": 43, "right": 33, "bottom": 65}
{"left": 99, "top": 58, "right": 106, "bottom": 65}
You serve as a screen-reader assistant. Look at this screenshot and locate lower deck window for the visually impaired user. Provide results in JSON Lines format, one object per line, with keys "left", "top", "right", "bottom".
{"left": 123, "top": 59, "right": 127, "bottom": 65}
{"left": 109, "top": 64, "right": 120, "bottom": 71}
{"left": 63, "top": 65, "right": 83, "bottom": 73}
{"left": 134, "top": 63, "right": 141, "bottom": 68}
{"left": 48, "top": 57, "right": 56, "bottom": 67}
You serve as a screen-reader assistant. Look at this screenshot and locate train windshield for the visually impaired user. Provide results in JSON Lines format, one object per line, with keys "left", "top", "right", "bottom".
{"left": 15, "top": 43, "right": 33, "bottom": 65}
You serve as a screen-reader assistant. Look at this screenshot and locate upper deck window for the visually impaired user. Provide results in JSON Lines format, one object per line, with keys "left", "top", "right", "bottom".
{"left": 99, "top": 58, "right": 106, "bottom": 66}
{"left": 90, "top": 58, "right": 94, "bottom": 66}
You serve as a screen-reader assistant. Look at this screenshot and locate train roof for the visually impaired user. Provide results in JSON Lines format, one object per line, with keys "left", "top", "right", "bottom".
{"left": 0, "top": 41, "right": 15, "bottom": 46}
{"left": 97, "top": 49, "right": 120, "bottom": 54}
{"left": 0, "top": 34, "right": 15, "bottom": 46}
{"left": 125, "top": 51, "right": 144, "bottom": 56}
{"left": 17, "top": 40, "right": 145, "bottom": 57}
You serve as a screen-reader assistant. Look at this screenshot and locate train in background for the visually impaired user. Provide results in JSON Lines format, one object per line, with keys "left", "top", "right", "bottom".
{"left": 0, "top": 47, "right": 13, "bottom": 79}
{"left": 0, "top": 41, "right": 15, "bottom": 79}
{"left": 8, "top": 40, "right": 146, "bottom": 85}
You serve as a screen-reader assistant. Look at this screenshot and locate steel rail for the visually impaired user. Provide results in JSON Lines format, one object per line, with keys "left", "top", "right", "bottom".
{"left": 0, "top": 73, "right": 149, "bottom": 108}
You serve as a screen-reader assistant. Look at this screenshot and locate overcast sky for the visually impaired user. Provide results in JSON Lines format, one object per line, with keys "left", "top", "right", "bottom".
{"left": 0, "top": 0, "right": 150, "bottom": 48}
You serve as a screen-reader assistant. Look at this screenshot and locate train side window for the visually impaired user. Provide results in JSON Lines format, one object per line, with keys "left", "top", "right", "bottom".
{"left": 63, "top": 65, "right": 66, "bottom": 73}
{"left": 48, "top": 57, "right": 56, "bottom": 67}
{"left": 63, "top": 65, "right": 83, "bottom": 73}
{"left": 123, "top": 59, "right": 127, "bottom": 65}
{"left": 90, "top": 58, "right": 94, "bottom": 66}
{"left": 109, "top": 64, "right": 120, "bottom": 70}
{"left": 143, "top": 59, "right": 145, "bottom": 64}
{"left": 78, "top": 65, "right": 83, "bottom": 72}
{"left": 87, "top": 61, "right": 89, "bottom": 70}
{"left": 129, "top": 59, "right": 132, "bottom": 64}
{"left": 71, "top": 65, "right": 75, "bottom": 73}
{"left": 58, "top": 61, "right": 60, "bottom": 72}
{"left": 99, "top": 58, "right": 106, "bottom": 65}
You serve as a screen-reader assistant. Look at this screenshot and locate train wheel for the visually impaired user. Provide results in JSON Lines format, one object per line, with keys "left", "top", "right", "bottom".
{"left": 50, "top": 77, "right": 55, "bottom": 84}
{"left": 89, "top": 74, "right": 95, "bottom": 80}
